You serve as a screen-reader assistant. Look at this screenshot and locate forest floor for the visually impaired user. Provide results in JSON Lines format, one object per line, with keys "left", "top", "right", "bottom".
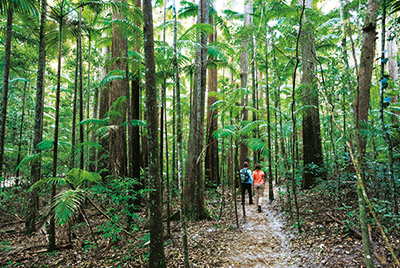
{"left": 0, "top": 182, "right": 396, "bottom": 267}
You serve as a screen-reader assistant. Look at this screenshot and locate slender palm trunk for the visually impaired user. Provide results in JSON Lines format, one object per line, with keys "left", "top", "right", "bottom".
{"left": 143, "top": 0, "right": 166, "bottom": 265}
{"left": 173, "top": 2, "right": 189, "bottom": 265}
{"left": 26, "top": 0, "right": 47, "bottom": 234}
{"left": 16, "top": 80, "right": 28, "bottom": 179}
{"left": 71, "top": 39, "right": 79, "bottom": 169}
{"left": 0, "top": 6, "right": 13, "bottom": 178}
{"left": 49, "top": 12, "right": 64, "bottom": 251}
{"left": 78, "top": 7, "right": 84, "bottom": 170}
{"left": 265, "top": 39, "right": 274, "bottom": 201}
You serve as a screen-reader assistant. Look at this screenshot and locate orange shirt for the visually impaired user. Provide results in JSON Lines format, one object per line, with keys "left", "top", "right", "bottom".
{"left": 253, "top": 170, "right": 265, "bottom": 185}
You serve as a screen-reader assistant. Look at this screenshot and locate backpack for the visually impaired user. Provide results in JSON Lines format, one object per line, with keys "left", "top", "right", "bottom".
{"left": 240, "top": 168, "right": 250, "bottom": 183}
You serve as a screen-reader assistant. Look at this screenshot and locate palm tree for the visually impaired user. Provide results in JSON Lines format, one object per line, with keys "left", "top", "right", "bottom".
{"left": 143, "top": 0, "right": 166, "bottom": 265}
{"left": 0, "top": 0, "right": 36, "bottom": 178}
{"left": 26, "top": 0, "right": 47, "bottom": 235}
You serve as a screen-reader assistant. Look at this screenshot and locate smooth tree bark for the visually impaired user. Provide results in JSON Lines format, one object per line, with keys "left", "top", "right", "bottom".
{"left": 109, "top": 0, "right": 127, "bottom": 177}
{"left": 356, "top": 0, "right": 379, "bottom": 266}
{"left": 239, "top": 0, "right": 252, "bottom": 166}
{"left": 16, "top": 80, "right": 28, "bottom": 179}
{"left": 173, "top": 0, "right": 190, "bottom": 265}
{"left": 78, "top": 7, "right": 84, "bottom": 170}
{"left": 49, "top": 5, "right": 65, "bottom": 250}
{"left": 26, "top": 0, "right": 47, "bottom": 234}
{"left": 301, "top": 0, "right": 324, "bottom": 189}
{"left": 143, "top": 0, "right": 166, "bottom": 265}
{"left": 265, "top": 40, "right": 274, "bottom": 201}
{"left": 131, "top": 0, "right": 142, "bottom": 211}
{"left": 205, "top": 22, "right": 219, "bottom": 187}
{"left": 98, "top": 45, "right": 110, "bottom": 176}
{"left": 70, "top": 39, "right": 79, "bottom": 169}
{"left": 0, "top": 5, "right": 13, "bottom": 177}
{"left": 184, "top": 0, "right": 209, "bottom": 220}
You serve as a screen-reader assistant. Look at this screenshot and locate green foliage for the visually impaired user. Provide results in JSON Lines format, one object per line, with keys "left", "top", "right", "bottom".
{"left": 53, "top": 188, "right": 86, "bottom": 225}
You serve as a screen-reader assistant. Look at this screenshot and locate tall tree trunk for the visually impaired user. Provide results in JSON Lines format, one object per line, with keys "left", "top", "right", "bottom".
{"left": 184, "top": 0, "right": 209, "bottom": 220}
{"left": 26, "top": 0, "right": 47, "bottom": 234}
{"left": 301, "top": 0, "right": 324, "bottom": 189}
{"left": 71, "top": 39, "right": 79, "bottom": 169}
{"left": 98, "top": 45, "right": 110, "bottom": 176}
{"left": 86, "top": 35, "right": 92, "bottom": 170}
{"left": 143, "top": 0, "right": 166, "bottom": 265}
{"left": 79, "top": 7, "right": 84, "bottom": 170}
{"left": 173, "top": 1, "right": 190, "bottom": 265}
{"left": 0, "top": 6, "right": 13, "bottom": 178}
{"left": 239, "top": 0, "right": 252, "bottom": 166}
{"left": 89, "top": 85, "right": 99, "bottom": 172}
{"left": 356, "top": 0, "right": 379, "bottom": 266}
{"left": 109, "top": 0, "right": 127, "bottom": 177}
{"left": 265, "top": 40, "right": 274, "bottom": 201}
{"left": 205, "top": 22, "right": 219, "bottom": 187}
{"left": 49, "top": 12, "right": 64, "bottom": 251}
{"left": 339, "top": 0, "right": 351, "bottom": 155}
{"left": 16, "top": 80, "right": 28, "bottom": 179}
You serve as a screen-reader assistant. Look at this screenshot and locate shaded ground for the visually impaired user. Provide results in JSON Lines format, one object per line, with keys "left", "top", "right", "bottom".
{"left": 1, "top": 182, "right": 396, "bottom": 267}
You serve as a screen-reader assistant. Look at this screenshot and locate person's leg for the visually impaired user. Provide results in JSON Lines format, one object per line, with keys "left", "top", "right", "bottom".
{"left": 241, "top": 183, "right": 245, "bottom": 205}
{"left": 248, "top": 184, "right": 253, "bottom": 204}
{"left": 258, "top": 184, "right": 265, "bottom": 212}
{"left": 254, "top": 184, "right": 260, "bottom": 207}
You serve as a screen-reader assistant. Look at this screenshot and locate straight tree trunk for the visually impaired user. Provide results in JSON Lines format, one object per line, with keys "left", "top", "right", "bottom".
{"left": 16, "top": 80, "right": 28, "bottom": 179}
{"left": 239, "top": 0, "right": 252, "bottom": 166}
{"left": 49, "top": 11, "right": 64, "bottom": 251}
{"left": 98, "top": 46, "right": 110, "bottom": 176}
{"left": 109, "top": 0, "right": 127, "bottom": 177}
{"left": 86, "top": 35, "right": 92, "bottom": 170}
{"left": 184, "top": 0, "right": 209, "bottom": 221}
{"left": 0, "top": 6, "right": 13, "bottom": 177}
{"left": 71, "top": 39, "right": 79, "bottom": 169}
{"left": 89, "top": 85, "right": 99, "bottom": 172}
{"left": 356, "top": 0, "right": 379, "bottom": 266}
{"left": 205, "top": 23, "right": 219, "bottom": 187}
{"left": 173, "top": 1, "right": 190, "bottom": 265}
{"left": 26, "top": 0, "right": 47, "bottom": 234}
{"left": 301, "top": 0, "right": 324, "bottom": 189}
{"left": 143, "top": 0, "right": 166, "bottom": 265}
{"left": 79, "top": 7, "right": 84, "bottom": 170}
{"left": 265, "top": 40, "right": 274, "bottom": 201}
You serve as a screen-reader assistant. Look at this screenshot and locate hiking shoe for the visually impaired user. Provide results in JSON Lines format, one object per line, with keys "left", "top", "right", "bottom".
{"left": 258, "top": 205, "right": 261, "bottom": 212}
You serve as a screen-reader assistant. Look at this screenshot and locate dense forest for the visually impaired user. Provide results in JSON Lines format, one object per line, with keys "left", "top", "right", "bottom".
{"left": 0, "top": 0, "right": 400, "bottom": 267}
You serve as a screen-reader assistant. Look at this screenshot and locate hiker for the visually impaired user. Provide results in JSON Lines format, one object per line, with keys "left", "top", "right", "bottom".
{"left": 252, "top": 163, "right": 265, "bottom": 212}
{"left": 240, "top": 161, "right": 253, "bottom": 205}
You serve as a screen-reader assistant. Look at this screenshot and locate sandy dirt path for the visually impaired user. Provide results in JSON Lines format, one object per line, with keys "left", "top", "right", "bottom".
{"left": 224, "top": 189, "right": 307, "bottom": 267}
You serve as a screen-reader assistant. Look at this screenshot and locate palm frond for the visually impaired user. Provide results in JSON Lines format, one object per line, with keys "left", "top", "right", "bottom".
{"left": 15, "top": 153, "right": 40, "bottom": 172}
{"left": 53, "top": 189, "right": 86, "bottom": 225}
{"left": 213, "top": 125, "right": 237, "bottom": 139}
{"left": 66, "top": 168, "right": 102, "bottom": 187}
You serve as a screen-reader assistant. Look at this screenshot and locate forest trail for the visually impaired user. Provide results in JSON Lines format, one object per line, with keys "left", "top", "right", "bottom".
{"left": 224, "top": 188, "right": 305, "bottom": 267}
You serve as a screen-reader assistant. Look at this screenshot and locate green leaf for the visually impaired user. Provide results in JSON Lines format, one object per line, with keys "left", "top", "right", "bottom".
{"left": 53, "top": 189, "right": 86, "bottom": 225}
{"left": 66, "top": 168, "right": 102, "bottom": 187}
{"left": 213, "top": 125, "right": 236, "bottom": 139}
{"left": 15, "top": 153, "right": 40, "bottom": 172}
{"left": 120, "top": 119, "right": 147, "bottom": 127}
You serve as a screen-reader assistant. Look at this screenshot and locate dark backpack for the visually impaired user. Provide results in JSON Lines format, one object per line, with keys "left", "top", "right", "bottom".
{"left": 240, "top": 168, "right": 250, "bottom": 183}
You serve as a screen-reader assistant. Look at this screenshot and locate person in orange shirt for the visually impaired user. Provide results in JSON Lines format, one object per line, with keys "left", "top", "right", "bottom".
{"left": 252, "top": 163, "right": 265, "bottom": 212}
